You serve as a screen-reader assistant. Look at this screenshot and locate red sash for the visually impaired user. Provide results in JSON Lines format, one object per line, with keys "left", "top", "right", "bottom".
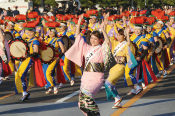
{"left": 33, "top": 58, "right": 47, "bottom": 87}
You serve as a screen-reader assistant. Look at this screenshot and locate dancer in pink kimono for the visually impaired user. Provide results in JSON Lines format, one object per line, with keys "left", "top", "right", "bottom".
{"left": 65, "top": 15, "right": 111, "bottom": 116}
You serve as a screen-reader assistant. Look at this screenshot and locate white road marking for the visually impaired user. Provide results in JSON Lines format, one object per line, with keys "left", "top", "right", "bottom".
{"left": 55, "top": 86, "right": 105, "bottom": 103}
{"left": 55, "top": 90, "right": 80, "bottom": 103}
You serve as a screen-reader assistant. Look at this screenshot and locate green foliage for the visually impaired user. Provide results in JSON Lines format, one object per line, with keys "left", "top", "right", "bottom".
{"left": 32, "top": 0, "right": 57, "bottom": 6}
{"left": 162, "top": 0, "right": 175, "bottom": 6}
{"left": 32, "top": 0, "right": 175, "bottom": 8}
{"left": 44, "top": 0, "right": 57, "bottom": 6}
{"left": 81, "top": 0, "right": 94, "bottom": 7}
{"left": 32, "top": 0, "right": 40, "bottom": 5}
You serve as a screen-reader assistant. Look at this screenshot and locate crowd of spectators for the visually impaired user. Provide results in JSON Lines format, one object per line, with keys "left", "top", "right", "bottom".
{"left": 0, "top": 1, "right": 174, "bottom": 19}
{"left": 0, "top": 6, "right": 19, "bottom": 17}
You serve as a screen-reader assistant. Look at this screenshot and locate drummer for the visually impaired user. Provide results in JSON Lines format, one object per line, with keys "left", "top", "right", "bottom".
{"left": 43, "top": 22, "right": 65, "bottom": 94}
{"left": 154, "top": 21, "right": 171, "bottom": 77}
{"left": 4, "top": 20, "right": 22, "bottom": 80}
{"left": 130, "top": 25, "right": 157, "bottom": 89}
{"left": 166, "top": 17, "right": 175, "bottom": 64}
{"left": 15, "top": 22, "right": 43, "bottom": 101}
{"left": 57, "top": 22, "right": 78, "bottom": 87}
{"left": 145, "top": 24, "right": 160, "bottom": 76}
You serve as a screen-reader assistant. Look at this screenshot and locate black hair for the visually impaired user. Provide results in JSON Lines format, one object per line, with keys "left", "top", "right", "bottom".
{"left": 48, "top": 28, "right": 57, "bottom": 37}
{"left": 91, "top": 31, "right": 101, "bottom": 39}
{"left": 85, "top": 30, "right": 103, "bottom": 45}
{"left": 118, "top": 29, "right": 125, "bottom": 36}
{"left": 85, "top": 30, "right": 92, "bottom": 45}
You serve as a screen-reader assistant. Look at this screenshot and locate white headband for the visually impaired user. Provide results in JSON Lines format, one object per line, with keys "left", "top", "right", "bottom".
{"left": 143, "top": 26, "right": 146, "bottom": 30}
{"left": 60, "top": 23, "right": 66, "bottom": 27}
{"left": 157, "top": 21, "right": 164, "bottom": 25}
{"left": 90, "top": 16, "right": 97, "bottom": 19}
{"left": 8, "top": 21, "right": 14, "bottom": 26}
{"left": 134, "top": 26, "right": 142, "bottom": 30}
{"left": 50, "top": 29, "right": 56, "bottom": 32}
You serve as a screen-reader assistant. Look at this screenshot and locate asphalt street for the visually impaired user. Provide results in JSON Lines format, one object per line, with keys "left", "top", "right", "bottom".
{"left": 0, "top": 65, "right": 175, "bottom": 116}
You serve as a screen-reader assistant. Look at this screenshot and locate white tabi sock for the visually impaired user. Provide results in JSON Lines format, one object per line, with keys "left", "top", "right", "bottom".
{"left": 0, "top": 77, "right": 3, "bottom": 84}
{"left": 54, "top": 87, "right": 58, "bottom": 91}
{"left": 115, "top": 95, "right": 121, "bottom": 102}
{"left": 23, "top": 91, "right": 28, "bottom": 96}
{"left": 59, "top": 83, "right": 63, "bottom": 87}
{"left": 15, "top": 72, "right": 17, "bottom": 76}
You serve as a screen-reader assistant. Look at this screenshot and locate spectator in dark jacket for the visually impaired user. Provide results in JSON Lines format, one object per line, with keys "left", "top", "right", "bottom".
{"left": 34, "top": 6, "right": 41, "bottom": 15}
{"left": 13, "top": 6, "right": 20, "bottom": 16}
{"left": 7, "top": 7, "right": 13, "bottom": 16}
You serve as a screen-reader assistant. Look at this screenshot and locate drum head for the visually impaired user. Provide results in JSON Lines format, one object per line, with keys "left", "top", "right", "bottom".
{"left": 9, "top": 39, "right": 29, "bottom": 61}
{"left": 40, "top": 45, "right": 55, "bottom": 64}
{"left": 155, "top": 39, "right": 163, "bottom": 54}
{"left": 4, "top": 32, "right": 13, "bottom": 41}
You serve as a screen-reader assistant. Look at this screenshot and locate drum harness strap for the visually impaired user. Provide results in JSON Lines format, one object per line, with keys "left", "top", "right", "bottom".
{"left": 152, "top": 41, "right": 160, "bottom": 53}
{"left": 27, "top": 37, "right": 39, "bottom": 58}
{"left": 48, "top": 38, "right": 64, "bottom": 58}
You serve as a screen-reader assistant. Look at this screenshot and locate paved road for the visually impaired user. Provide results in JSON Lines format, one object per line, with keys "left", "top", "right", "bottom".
{"left": 0, "top": 65, "right": 175, "bottom": 116}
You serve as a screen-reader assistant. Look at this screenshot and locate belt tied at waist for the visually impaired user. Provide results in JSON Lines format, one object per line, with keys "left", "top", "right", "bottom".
{"left": 84, "top": 62, "right": 104, "bottom": 72}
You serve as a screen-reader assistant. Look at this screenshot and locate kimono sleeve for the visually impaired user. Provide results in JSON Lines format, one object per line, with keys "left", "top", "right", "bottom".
{"left": 65, "top": 34, "right": 87, "bottom": 67}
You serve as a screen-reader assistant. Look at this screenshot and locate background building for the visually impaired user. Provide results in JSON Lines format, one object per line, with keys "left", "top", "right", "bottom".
{"left": 0, "top": 0, "right": 29, "bottom": 14}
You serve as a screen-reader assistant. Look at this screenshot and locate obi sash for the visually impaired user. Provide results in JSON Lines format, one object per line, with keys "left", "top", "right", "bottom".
{"left": 84, "top": 62, "right": 104, "bottom": 72}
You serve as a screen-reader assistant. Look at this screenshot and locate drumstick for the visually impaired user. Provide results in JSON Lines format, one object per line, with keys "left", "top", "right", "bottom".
{"left": 15, "top": 45, "right": 26, "bottom": 57}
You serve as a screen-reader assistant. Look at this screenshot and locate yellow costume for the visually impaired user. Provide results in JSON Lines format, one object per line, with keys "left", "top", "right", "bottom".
{"left": 15, "top": 37, "right": 40, "bottom": 93}
{"left": 88, "top": 23, "right": 99, "bottom": 31}
{"left": 105, "top": 37, "right": 137, "bottom": 100}
{"left": 107, "top": 37, "right": 136, "bottom": 86}
{"left": 155, "top": 28, "right": 170, "bottom": 70}
{"left": 106, "top": 24, "right": 118, "bottom": 39}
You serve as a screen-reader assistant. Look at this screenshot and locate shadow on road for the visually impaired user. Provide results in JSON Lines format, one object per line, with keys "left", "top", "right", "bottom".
{"left": 153, "top": 112, "right": 175, "bottom": 116}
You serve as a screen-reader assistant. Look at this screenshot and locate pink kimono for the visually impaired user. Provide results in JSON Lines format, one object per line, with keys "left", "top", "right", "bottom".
{"left": 0, "top": 47, "right": 4, "bottom": 75}
{"left": 0, "top": 40, "right": 11, "bottom": 76}
{"left": 65, "top": 34, "right": 109, "bottom": 115}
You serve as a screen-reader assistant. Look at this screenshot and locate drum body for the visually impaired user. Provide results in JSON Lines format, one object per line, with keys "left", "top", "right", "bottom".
{"left": 155, "top": 39, "right": 163, "bottom": 54}
{"left": 39, "top": 44, "right": 55, "bottom": 64}
{"left": 9, "top": 39, "right": 29, "bottom": 61}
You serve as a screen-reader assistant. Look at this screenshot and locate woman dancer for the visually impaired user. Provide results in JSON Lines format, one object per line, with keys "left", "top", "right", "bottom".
{"left": 105, "top": 27, "right": 141, "bottom": 109}
{"left": 65, "top": 14, "right": 110, "bottom": 116}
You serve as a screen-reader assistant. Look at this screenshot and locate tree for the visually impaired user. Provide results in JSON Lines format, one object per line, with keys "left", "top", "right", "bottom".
{"left": 162, "top": 0, "right": 175, "bottom": 6}
{"left": 44, "top": 0, "right": 57, "bottom": 6}
{"left": 32, "top": 0, "right": 174, "bottom": 8}
{"left": 32, "top": 0, "right": 57, "bottom": 6}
